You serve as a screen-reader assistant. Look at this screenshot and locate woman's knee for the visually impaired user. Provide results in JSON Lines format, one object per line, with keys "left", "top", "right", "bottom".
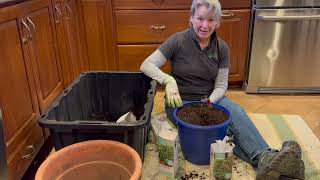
{"left": 232, "top": 104, "right": 246, "bottom": 115}
{"left": 220, "top": 98, "right": 245, "bottom": 115}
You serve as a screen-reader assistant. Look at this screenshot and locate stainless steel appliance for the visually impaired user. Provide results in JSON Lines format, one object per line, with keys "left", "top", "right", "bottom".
{"left": 245, "top": 0, "right": 320, "bottom": 94}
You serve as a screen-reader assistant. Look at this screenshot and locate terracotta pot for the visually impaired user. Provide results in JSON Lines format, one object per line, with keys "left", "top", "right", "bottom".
{"left": 35, "top": 140, "right": 142, "bottom": 180}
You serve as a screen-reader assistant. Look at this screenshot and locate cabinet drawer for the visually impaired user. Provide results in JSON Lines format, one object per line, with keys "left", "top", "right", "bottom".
{"left": 8, "top": 124, "right": 44, "bottom": 180}
{"left": 117, "top": 44, "right": 171, "bottom": 73}
{"left": 114, "top": 0, "right": 190, "bottom": 10}
{"left": 220, "top": 0, "right": 251, "bottom": 9}
{"left": 116, "top": 10, "right": 189, "bottom": 44}
{"left": 114, "top": 0, "right": 251, "bottom": 10}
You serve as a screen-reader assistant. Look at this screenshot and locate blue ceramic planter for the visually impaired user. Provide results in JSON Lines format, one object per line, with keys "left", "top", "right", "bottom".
{"left": 173, "top": 101, "right": 231, "bottom": 165}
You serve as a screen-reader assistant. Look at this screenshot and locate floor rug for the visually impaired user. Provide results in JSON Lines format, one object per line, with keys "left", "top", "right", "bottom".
{"left": 141, "top": 113, "right": 320, "bottom": 179}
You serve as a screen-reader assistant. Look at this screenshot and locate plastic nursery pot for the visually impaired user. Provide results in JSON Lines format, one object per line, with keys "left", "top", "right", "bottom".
{"left": 173, "top": 101, "right": 232, "bottom": 165}
{"left": 35, "top": 140, "right": 142, "bottom": 180}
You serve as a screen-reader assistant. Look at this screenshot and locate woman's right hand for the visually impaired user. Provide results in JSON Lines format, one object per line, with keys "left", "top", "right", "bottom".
{"left": 164, "top": 76, "right": 183, "bottom": 108}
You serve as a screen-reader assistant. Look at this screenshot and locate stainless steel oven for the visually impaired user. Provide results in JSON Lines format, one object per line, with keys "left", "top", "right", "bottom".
{"left": 245, "top": 0, "right": 320, "bottom": 94}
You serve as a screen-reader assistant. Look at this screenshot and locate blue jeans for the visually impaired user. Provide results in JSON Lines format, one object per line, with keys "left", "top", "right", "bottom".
{"left": 165, "top": 96, "right": 269, "bottom": 167}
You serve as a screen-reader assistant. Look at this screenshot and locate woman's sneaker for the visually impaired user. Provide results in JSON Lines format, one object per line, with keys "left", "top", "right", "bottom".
{"left": 256, "top": 140, "right": 305, "bottom": 180}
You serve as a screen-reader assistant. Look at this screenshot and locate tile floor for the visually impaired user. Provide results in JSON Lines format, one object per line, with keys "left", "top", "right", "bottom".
{"left": 153, "top": 90, "right": 320, "bottom": 140}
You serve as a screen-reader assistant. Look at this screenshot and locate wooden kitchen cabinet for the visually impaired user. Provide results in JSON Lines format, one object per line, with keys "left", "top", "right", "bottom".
{"left": 114, "top": 0, "right": 190, "bottom": 9}
{"left": 118, "top": 44, "right": 170, "bottom": 72}
{"left": 21, "top": 0, "right": 64, "bottom": 113}
{"left": 220, "top": 0, "right": 252, "bottom": 9}
{"left": 53, "top": 0, "right": 88, "bottom": 87}
{"left": 52, "top": 0, "right": 73, "bottom": 86}
{"left": 217, "top": 9, "right": 250, "bottom": 82}
{"left": 115, "top": 0, "right": 251, "bottom": 10}
{"left": 80, "top": 0, "right": 117, "bottom": 71}
{"left": 116, "top": 10, "right": 190, "bottom": 44}
{"left": 0, "top": 4, "right": 44, "bottom": 180}
{"left": 115, "top": 1, "right": 190, "bottom": 73}
{"left": 113, "top": 0, "right": 251, "bottom": 84}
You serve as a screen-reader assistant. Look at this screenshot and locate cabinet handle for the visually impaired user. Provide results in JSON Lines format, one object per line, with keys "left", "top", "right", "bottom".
{"left": 66, "top": 4, "right": 72, "bottom": 20}
{"left": 21, "top": 19, "right": 32, "bottom": 41}
{"left": 21, "top": 145, "right": 36, "bottom": 159}
{"left": 221, "top": 12, "right": 235, "bottom": 18}
{"left": 257, "top": 14, "right": 320, "bottom": 21}
{"left": 55, "top": 6, "right": 63, "bottom": 24}
{"left": 150, "top": 25, "right": 166, "bottom": 32}
{"left": 26, "top": 17, "right": 36, "bottom": 34}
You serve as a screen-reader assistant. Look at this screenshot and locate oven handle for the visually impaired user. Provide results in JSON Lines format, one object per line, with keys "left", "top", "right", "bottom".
{"left": 257, "top": 15, "right": 320, "bottom": 20}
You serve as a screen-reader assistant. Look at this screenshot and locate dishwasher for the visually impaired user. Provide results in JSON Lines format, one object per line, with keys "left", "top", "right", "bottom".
{"left": 245, "top": 0, "right": 320, "bottom": 94}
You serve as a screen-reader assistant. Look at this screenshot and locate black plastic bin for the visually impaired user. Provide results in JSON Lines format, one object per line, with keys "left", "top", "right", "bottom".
{"left": 39, "top": 72, "right": 157, "bottom": 160}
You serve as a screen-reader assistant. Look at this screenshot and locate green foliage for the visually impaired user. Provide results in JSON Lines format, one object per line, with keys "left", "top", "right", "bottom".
{"left": 199, "top": 101, "right": 211, "bottom": 122}
{"left": 213, "top": 156, "right": 233, "bottom": 180}
{"left": 158, "top": 143, "right": 173, "bottom": 165}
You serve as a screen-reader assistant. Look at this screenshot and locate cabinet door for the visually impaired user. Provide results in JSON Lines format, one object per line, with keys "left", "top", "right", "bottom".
{"left": 116, "top": 10, "right": 189, "bottom": 44}
{"left": 117, "top": 44, "right": 170, "bottom": 73}
{"left": 63, "top": 0, "right": 86, "bottom": 78}
{"left": 114, "top": 0, "right": 190, "bottom": 9}
{"left": 217, "top": 10, "right": 250, "bottom": 82}
{"left": 81, "top": 0, "right": 116, "bottom": 70}
{"left": 220, "top": 0, "right": 251, "bottom": 9}
{"left": 22, "top": 0, "right": 64, "bottom": 113}
{"left": 53, "top": 0, "right": 73, "bottom": 86}
{"left": 0, "top": 6, "right": 43, "bottom": 180}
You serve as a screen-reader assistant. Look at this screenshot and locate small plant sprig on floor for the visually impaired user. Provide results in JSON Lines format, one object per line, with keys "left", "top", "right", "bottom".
{"left": 226, "top": 135, "right": 234, "bottom": 146}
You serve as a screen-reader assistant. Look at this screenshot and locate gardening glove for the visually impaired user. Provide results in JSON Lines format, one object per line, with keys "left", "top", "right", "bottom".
{"left": 164, "top": 76, "right": 183, "bottom": 108}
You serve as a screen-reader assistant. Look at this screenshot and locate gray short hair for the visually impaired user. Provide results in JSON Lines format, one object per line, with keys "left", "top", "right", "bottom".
{"left": 190, "top": 0, "right": 222, "bottom": 20}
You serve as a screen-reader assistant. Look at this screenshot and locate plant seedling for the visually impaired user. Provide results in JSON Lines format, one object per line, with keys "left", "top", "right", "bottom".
{"left": 200, "top": 98, "right": 211, "bottom": 123}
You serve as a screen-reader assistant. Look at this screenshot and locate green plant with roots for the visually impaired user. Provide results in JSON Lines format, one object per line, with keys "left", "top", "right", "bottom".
{"left": 200, "top": 98, "right": 211, "bottom": 123}
{"left": 158, "top": 143, "right": 173, "bottom": 166}
{"left": 212, "top": 155, "right": 233, "bottom": 180}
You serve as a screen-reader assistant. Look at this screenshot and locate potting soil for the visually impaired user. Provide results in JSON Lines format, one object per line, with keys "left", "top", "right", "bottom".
{"left": 177, "top": 104, "right": 229, "bottom": 126}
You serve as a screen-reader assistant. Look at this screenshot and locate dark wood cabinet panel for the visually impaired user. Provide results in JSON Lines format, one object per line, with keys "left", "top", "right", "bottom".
{"left": 217, "top": 9, "right": 250, "bottom": 82}
{"left": 81, "top": 0, "right": 116, "bottom": 70}
{"left": 117, "top": 44, "right": 170, "bottom": 73}
{"left": 116, "top": 10, "right": 189, "bottom": 44}
{"left": 22, "top": 0, "right": 64, "bottom": 113}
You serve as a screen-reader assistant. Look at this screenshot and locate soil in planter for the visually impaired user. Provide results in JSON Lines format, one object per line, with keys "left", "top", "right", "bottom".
{"left": 177, "top": 104, "right": 229, "bottom": 126}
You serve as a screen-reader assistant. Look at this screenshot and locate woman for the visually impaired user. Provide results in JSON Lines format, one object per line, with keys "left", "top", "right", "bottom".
{"left": 140, "top": 0, "right": 304, "bottom": 179}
